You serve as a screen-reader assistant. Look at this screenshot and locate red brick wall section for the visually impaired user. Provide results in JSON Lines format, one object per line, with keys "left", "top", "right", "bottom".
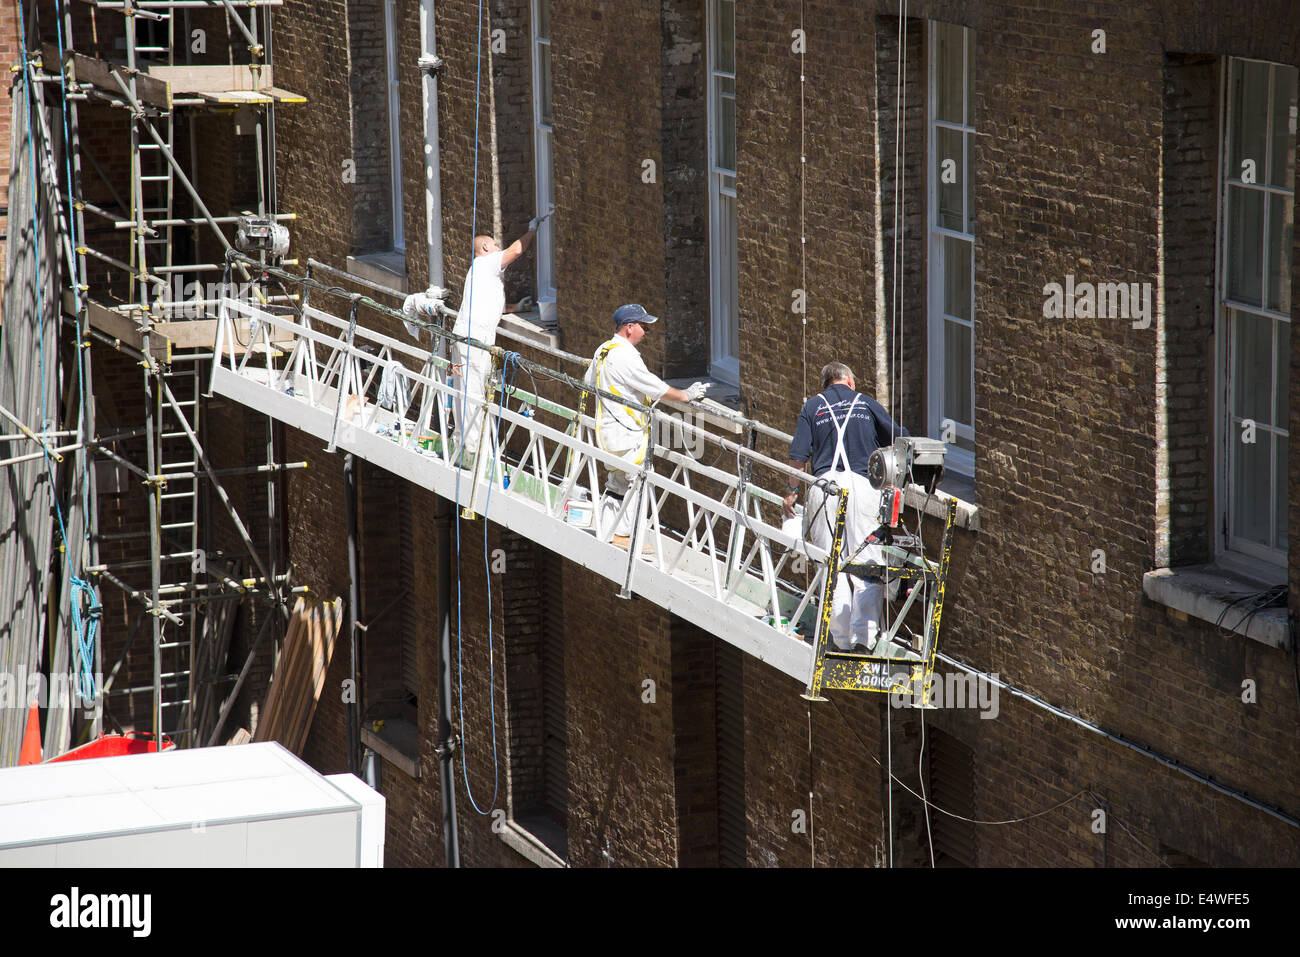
{"left": 549, "top": 1, "right": 668, "bottom": 370}
{"left": 273, "top": 0, "right": 357, "bottom": 270}
{"left": 739, "top": 0, "right": 880, "bottom": 432}
{"left": 268, "top": 0, "right": 1300, "bottom": 869}
{"left": 1160, "top": 53, "right": 1219, "bottom": 568}
{"left": 489, "top": 0, "right": 536, "bottom": 305}
{"left": 659, "top": 0, "right": 709, "bottom": 379}
{"left": 349, "top": 0, "right": 395, "bottom": 256}
{"left": 0, "top": 0, "right": 18, "bottom": 284}
{"left": 670, "top": 617, "right": 720, "bottom": 866}
{"left": 874, "top": 16, "right": 927, "bottom": 436}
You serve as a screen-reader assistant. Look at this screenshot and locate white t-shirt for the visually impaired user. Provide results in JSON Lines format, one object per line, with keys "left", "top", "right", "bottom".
{"left": 452, "top": 250, "right": 506, "bottom": 344}
{"left": 585, "top": 336, "right": 670, "bottom": 447}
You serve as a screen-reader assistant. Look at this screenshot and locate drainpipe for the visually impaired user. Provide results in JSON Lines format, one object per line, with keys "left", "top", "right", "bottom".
{"left": 419, "top": 1, "right": 444, "bottom": 289}
{"left": 420, "top": 0, "right": 458, "bottom": 869}
{"left": 345, "top": 452, "right": 360, "bottom": 776}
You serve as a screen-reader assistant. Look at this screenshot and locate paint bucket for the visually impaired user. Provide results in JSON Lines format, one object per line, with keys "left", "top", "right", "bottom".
{"left": 564, "top": 498, "right": 594, "bottom": 528}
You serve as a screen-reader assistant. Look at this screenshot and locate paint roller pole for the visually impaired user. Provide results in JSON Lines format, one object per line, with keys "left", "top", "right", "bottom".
{"left": 435, "top": 494, "right": 461, "bottom": 867}
{"left": 345, "top": 452, "right": 360, "bottom": 776}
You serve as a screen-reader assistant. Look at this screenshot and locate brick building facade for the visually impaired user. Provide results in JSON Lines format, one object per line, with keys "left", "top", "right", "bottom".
{"left": 241, "top": 0, "right": 1300, "bottom": 868}
{"left": 14, "top": 0, "right": 1297, "bottom": 867}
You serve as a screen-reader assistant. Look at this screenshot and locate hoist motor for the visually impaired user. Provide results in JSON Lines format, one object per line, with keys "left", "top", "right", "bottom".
{"left": 867, "top": 435, "right": 948, "bottom": 494}
{"left": 235, "top": 215, "right": 291, "bottom": 259}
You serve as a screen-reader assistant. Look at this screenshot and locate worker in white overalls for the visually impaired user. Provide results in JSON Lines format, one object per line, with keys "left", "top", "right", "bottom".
{"left": 584, "top": 304, "right": 706, "bottom": 548}
{"left": 448, "top": 225, "right": 538, "bottom": 464}
{"left": 784, "top": 361, "right": 907, "bottom": 652}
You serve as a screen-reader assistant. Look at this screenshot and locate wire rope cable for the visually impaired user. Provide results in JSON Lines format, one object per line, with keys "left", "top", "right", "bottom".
{"left": 453, "top": 0, "right": 500, "bottom": 816}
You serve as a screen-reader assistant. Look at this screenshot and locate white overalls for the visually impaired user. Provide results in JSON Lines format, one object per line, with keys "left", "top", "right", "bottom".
{"left": 588, "top": 338, "right": 656, "bottom": 538}
{"left": 803, "top": 394, "right": 887, "bottom": 651}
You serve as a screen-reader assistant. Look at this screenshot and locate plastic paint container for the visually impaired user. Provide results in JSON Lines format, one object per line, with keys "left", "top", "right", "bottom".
{"left": 564, "top": 498, "right": 594, "bottom": 528}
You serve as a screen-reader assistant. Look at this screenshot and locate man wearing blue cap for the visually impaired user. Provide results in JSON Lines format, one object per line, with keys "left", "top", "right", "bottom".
{"left": 585, "top": 304, "right": 706, "bottom": 548}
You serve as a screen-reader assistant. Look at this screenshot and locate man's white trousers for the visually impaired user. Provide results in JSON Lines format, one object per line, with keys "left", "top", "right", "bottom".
{"left": 804, "top": 470, "right": 885, "bottom": 651}
{"left": 451, "top": 342, "right": 492, "bottom": 457}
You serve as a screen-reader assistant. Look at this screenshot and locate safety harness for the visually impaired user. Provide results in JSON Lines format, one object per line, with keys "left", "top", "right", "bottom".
{"left": 590, "top": 337, "right": 652, "bottom": 466}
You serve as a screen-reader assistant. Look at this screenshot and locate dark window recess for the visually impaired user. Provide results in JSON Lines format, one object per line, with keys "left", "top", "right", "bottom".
{"left": 505, "top": 540, "right": 568, "bottom": 860}
{"left": 540, "top": 550, "right": 569, "bottom": 832}
{"left": 715, "top": 642, "right": 746, "bottom": 867}
{"left": 926, "top": 728, "right": 977, "bottom": 867}
{"left": 359, "top": 464, "right": 418, "bottom": 769}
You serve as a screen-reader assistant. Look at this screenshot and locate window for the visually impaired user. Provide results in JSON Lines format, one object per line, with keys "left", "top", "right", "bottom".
{"left": 706, "top": 0, "right": 738, "bottom": 385}
{"left": 384, "top": 0, "right": 404, "bottom": 251}
{"left": 1218, "top": 58, "right": 1295, "bottom": 567}
{"left": 531, "top": 0, "right": 556, "bottom": 320}
{"left": 927, "top": 22, "right": 975, "bottom": 475}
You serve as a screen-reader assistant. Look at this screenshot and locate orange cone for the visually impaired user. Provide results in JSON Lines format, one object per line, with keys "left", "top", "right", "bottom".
{"left": 18, "top": 702, "right": 42, "bottom": 765}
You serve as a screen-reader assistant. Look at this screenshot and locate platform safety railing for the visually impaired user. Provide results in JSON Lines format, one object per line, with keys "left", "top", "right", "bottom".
{"left": 211, "top": 290, "right": 849, "bottom": 659}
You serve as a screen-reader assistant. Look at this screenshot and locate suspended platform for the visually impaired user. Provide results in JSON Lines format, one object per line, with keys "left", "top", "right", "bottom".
{"left": 207, "top": 283, "right": 974, "bottom": 693}
{"left": 805, "top": 502, "right": 959, "bottom": 700}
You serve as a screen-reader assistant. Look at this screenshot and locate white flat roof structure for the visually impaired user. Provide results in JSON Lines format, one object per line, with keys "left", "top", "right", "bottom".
{"left": 0, "top": 741, "right": 384, "bottom": 867}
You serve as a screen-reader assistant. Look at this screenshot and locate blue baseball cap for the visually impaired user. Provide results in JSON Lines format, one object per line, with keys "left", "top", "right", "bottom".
{"left": 613, "top": 303, "right": 658, "bottom": 328}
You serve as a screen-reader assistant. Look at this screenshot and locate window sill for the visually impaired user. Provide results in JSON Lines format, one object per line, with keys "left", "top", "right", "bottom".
{"left": 903, "top": 482, "right": 980, "bottom": 531}
{"left": 499, "top": 310, "right": 561, "bottom": 351}
{"left": 498, "top": 818, "right": 568, "bottom": 868}
{"left": 347, "top": 251, "right": 408, "bottom": 294}
{"left": 360, "top": 718, "right": 420, "bottom": 779}
{"left": 1142, "top": 565, "right": 1291, "bottom": 649}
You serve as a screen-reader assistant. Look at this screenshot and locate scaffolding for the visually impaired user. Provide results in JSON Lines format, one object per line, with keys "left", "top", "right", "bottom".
{"left": 0, "top": 0, "right": 304, "bottom": 761}
{"left": 1, "top": 0, "right": 975, "bottom": 769}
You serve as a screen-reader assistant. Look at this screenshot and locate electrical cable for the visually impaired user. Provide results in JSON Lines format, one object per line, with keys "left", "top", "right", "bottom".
{"left": 798, "top": 0, "right": 807, "bottom": 400}
{"left": 885, "top": 687, "right": 893, "bottom": 866}
{"left": 919, "top": 706, "right": 935, "bottom": 867}
{"left": 807, "top": 703, "right": 815, "bottom": 867}
{"left": 1083, "top": 789, "right": 1171, "bottom": 868}
{"left": 832, "top": 696, "right": 1090, "bottom": 828}
{"left": 1212, "top": 583, "right": 1286, "bottom": 639}
{"left": 453, "top": 0, "right": 500, "bottom": 816}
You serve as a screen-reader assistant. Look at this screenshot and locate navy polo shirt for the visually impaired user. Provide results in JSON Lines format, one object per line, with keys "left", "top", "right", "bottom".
{"left": 788, "top": 384, "right": 907, "bottom": 477}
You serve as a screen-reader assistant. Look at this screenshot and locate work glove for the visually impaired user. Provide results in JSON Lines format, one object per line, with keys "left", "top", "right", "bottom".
{"left": 684, "top": 382, "right": 708, "bottom": 402}
{"left": 528, "top": 210, "right": 553, "bottom": 232}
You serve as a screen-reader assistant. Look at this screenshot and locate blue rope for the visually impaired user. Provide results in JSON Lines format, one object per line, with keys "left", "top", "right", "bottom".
{"left": 16, "top": 0, "right": 101, "bottom": 709}
{"left": 455, "top": 0, "right": 500, "bottom": 816}
{"left": 54, "top": 0, "right": 100, "bottom": 706}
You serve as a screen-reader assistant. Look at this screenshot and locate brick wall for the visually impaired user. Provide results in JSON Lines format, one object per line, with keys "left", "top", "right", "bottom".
{"left": 1, "top": 0, "right": 18, "bottom": 284}
{"left": 349, "top": 0, "right": 396, "bottom": 255}
{"left": 273, "top": 0, "right": 356, "bottom": 271}
{"left": 245, "top": 0, "right": 1300, "bottom": 869}
{"left": 875, "top": 15, "right": 927, "bottom": 435}
{"left": 660, "top": 0, "right": 709, "bottom": 379}
{"left": 1160, "top": 53, "right": 1219, "bottom": 567}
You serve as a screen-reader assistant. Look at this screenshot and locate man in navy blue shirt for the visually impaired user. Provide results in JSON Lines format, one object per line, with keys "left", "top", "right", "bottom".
{"left": 783, "top": 362, "right": 906, "bottom": 652}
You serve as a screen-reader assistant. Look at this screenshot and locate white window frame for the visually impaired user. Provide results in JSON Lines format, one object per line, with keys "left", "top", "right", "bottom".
{"left": 706, "top": 0, "right": 739, "bottom": 385}
{"left": 926, "top": 21, "right": 975, "bottom": 476}
{"left": 1215, "top": 56, "right": 1294, "bottom": 569}
{"left": 384, "top": 0, "right": 405, "bottom": 251}
{"left": 531, "top": 0, "right": 556, "bottom": 319}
